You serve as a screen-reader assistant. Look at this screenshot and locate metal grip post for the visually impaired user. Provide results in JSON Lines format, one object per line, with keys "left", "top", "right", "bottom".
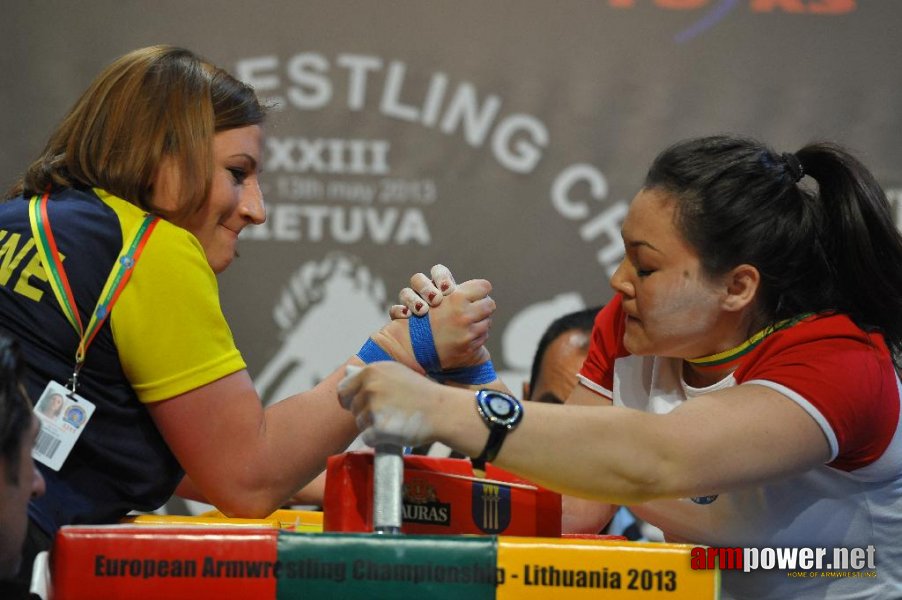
{"left": 372, "top": 443, "right": 404, "bottom": 534}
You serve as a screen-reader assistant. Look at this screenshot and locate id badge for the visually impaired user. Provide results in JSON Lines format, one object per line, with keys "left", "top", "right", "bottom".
{"left": 32, "top": 380, "right": 96, "bottom": 471}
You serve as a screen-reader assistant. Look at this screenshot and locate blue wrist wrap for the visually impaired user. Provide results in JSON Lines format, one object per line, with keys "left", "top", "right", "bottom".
{"left": 356, "top": 338, "right": 394, "bottom": 364}
{"left": 408, "top": 315, "right": 442, "bottom": 372}
{"left": 432, "top": 361, "right": 497, "bottom": 385}
{"left": 409, "top": 315, "right": 497, "bottom": 384}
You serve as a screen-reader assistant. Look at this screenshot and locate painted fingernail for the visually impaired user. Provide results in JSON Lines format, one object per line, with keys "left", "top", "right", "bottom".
{"left": 402, "top": 307, "right": 409, "bottom": 315}
{"left": 415, "top": 302, "right": 423, "bottom": 312}
{"left": 440, "top": 283, "right": 449, "bottom": 291}
{"left": 428, "top": 292, "right": 436, "bottom": 302}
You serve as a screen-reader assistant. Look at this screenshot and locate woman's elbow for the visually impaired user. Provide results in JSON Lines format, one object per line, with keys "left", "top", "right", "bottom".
{"left": 613, "top": 452, "right": 695, "bottom": 503}
{"left": 211, "top": 492, "right": 283, "bottom": 519}
{"left": 200, "top": 477, "right": 287, "bottom": 519}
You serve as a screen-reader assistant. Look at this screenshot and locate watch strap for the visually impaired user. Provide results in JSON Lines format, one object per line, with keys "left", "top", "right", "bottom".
{"left": 472, "top": 426, "right": 507, "bottom": 471}
{"left": 472, "top": 390, "right": 522, "bottom": 471}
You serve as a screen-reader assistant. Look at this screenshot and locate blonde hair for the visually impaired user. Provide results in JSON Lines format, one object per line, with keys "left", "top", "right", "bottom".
{"left": 8, "top": 45, "right": 265, "bottom": 222}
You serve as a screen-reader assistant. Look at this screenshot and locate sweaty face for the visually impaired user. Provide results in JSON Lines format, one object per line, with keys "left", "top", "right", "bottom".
{"left": 527, "top": 330, "right": 590, "bottom": 405}
{"left": 0, "top": 417, "right": 46, "bottom": 578}
{"left": 154, "top": 125, "right": 266, "bottom": 273}
{"left": 610, "top": 188, "right": 726, "bottom": 359}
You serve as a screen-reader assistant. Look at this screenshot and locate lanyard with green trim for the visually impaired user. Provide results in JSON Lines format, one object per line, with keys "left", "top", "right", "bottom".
{"left": 685, "top": 313, "right": 814, "bottom": 370}
{"left": 28, "top": 190, "right": 160, "bottom": 392}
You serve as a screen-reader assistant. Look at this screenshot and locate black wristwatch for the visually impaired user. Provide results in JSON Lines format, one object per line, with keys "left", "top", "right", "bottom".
{"left": 472, "top": 390, "right": 523, "bottom": 469}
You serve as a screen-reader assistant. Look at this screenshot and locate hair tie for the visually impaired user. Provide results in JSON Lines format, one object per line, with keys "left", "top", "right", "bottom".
{"left": 781, "top": 152, "right": 804, "bottom": 183}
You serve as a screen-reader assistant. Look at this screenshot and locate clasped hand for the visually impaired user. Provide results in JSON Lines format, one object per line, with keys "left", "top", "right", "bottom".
{"left": 371, "top": 264, "right": 495, "bottom": 372}
{"left": 343, "top": 265, "right": 494, "bottom": 448}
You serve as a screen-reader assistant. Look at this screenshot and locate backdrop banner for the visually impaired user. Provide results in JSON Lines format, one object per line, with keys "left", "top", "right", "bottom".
{"left": 3, "top": 0, "right": 900, "bottom": 415}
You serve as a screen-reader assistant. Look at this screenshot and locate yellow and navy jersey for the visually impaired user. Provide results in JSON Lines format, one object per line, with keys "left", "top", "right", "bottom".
{"left": 0, "top": 187, "right": 246, "bottom": 534}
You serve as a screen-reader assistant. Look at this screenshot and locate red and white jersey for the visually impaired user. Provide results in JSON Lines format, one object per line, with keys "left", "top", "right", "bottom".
{"left": 578, "top": 294, "right": 902, "bottom": 599}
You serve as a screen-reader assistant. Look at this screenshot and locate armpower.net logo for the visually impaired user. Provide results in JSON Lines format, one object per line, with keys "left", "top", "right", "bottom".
{"left": 691, "top": 545, "right": 877, "bottom": 579}
{"left": 607, "top": 0, "right": 857, "bottom": 43}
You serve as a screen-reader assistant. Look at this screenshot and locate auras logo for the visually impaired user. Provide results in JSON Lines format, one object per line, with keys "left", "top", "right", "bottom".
{"left": 609, "top": 0, "right": 857, "bottom": 43}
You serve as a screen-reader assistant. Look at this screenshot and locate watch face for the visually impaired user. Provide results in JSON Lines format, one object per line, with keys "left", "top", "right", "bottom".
{"left": 477, "top": 391, "right": 522, "bottom": 429}
{"left": 488, "top": 395, "right": 513, "bottom": 417}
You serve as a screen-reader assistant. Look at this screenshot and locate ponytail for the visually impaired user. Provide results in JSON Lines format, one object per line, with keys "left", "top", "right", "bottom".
{"left": 796, "top": 143, "right": 902, "bottom": 362}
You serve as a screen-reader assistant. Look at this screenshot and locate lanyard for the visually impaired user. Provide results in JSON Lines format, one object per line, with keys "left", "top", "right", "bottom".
{"left": 28, "top": 191, "right": 159, "bottom": 391}
{"left": 686, "top": 313, "right": 814, "bottom": 369}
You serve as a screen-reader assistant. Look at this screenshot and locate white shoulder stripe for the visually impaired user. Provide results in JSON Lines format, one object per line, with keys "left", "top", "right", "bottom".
{"left": 577, "top": 374, "right": 613, "bottom": 400}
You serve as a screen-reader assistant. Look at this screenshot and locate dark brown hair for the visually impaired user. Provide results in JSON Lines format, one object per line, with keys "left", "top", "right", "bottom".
{"left": 0, "top": 334, "right": 30, "bottom": 484}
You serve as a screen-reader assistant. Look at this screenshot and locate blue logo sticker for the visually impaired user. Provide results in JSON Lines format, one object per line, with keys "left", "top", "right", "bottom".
{"left": 472, "top": 482, "right": 512, "bottom": 533}
{"left": 63, "top": 405, "right": 87, "bottom": 429}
